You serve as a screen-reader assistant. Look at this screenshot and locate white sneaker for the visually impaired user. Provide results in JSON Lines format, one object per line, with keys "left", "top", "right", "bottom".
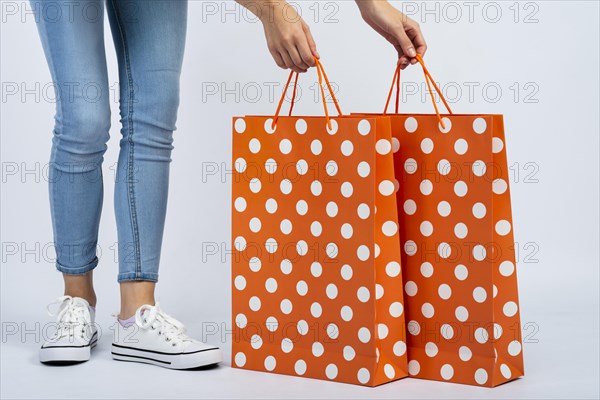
{"left": 39, "top": 296, "right": 98, "bottom": 363}
{"left": 111, "top": 303, "right": 222, "bottom": 369}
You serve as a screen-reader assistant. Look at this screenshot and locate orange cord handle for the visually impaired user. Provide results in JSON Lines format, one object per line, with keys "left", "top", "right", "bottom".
{"left": 273, "top": 58, "right": 342, "bottom": 131}
{"left": 384, "top": 54, "right": 453, "bottom": 129}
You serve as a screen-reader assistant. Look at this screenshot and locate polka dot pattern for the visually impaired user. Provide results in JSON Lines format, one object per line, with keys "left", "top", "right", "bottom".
{"left": 232, "top": 116, "right": 408, "bottom": 386}
{"left": 388, "top": 114, "right": 524, "bottom": 387}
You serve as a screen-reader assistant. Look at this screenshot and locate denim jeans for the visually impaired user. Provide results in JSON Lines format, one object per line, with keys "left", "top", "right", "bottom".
{"left": 31, "top": 0, "right": 188, "bottom": 282}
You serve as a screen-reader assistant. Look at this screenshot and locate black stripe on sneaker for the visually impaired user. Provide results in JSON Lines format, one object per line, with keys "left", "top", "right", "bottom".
{"left": 112, "top": 342, "right": 219, "bottom": 356}
{"left": 41, "top": 333, "right": 98, "bottom": 349}
{"left": 112, "top": 351, "right": 171, "bottom": 365}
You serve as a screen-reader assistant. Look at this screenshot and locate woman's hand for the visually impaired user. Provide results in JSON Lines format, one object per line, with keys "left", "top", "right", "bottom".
{"left": 356, "top": 1, "right": 427, "bottom": 69}
{"left": 237, "top": 0, "right": 319, "bottom": 73}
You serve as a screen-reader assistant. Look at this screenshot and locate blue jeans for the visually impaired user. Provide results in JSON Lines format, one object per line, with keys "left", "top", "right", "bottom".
{"left": 31, "top": 0, "right": 188, "bottom": 282}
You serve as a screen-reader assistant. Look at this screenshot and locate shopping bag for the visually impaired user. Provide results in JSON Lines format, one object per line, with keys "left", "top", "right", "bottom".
{"left": 231, "top": 59, "right": 408, "bottom": 386}
{"left": 356, "top": 55, "right": 525, "bottom": 387}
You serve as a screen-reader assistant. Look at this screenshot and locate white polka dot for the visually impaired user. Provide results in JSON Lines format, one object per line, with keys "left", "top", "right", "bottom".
{"left": 437, "top": 201, "right": 451, "bottom": 217}
{"left": 382, "top": 221, "right": 398, "bottom": 236}
{"left": 455, "top": 306, "right": 469, "bottom": 322}
{"left": 459, "top": 346, "right": 472, "bottom": 361}
{"left": 264, "top": 355, "right": 276, "bottom": 371}
{"left": 234, "top": 236, "right": 246, "bottom": 252}
{"left": 295, "top": 280, "right": 308, "bottom": 296}
{"left": 326, "top": 284, "right": 338, "bottom": 300}
{"left": 494, "top": 285, "right": 498, "bottom": 298}
{"left": 357, "top": 367, "right": 370, "bottom": 383}
{"left": 325, "top": 160, "right": 338, "bottom": 177}
{"left": 454, "top": 181, "right": 468, "bottom": 197}
{"left": 404, "top": 199, "right": 417, "bottom": 215}
{"left": 357, "top": 287, "right": 370, "bottom": 303}
{"left": 404, "top": 240, "right": 417, "bottom": 256}
{"left": 420, "top": 221, "right": 434, "bottom": 237}
{"left": 392, "top": 137, "right": 400, "bottom": 152}
{"left": 249, "top": 296, "right": 261, "bottom": 311}
{"left": 310, "top": 180, "right": 322, "bottom": 196}
{"left": 475, "top": 327, "right": 489, "bottom": 343}
{"left": 265, "top": 238, "right": 277, "bottom": 253}
{"left": 421, "top": 138, "right": 434, "bottom": 154}
{"left": 494, "top": 323, "right": 503, "bottom": 340}
{"left": 508, "top": 340, "right": 522, "bottom": 356}
{"left": 234, "top": 118, "right": 246, "bottom": 133}
{"left": 500, "top": 364, "right": 512, "bottom": 379}
{"left": 265, "top": 317, "right": 278, "bottom": 332}
{"left": 474, "top": 368, "right": 489, "bottom": 385}
{"left": 473, "top": 118, "right": 487, "bottom": 134}
{"left": 337, "top": 224, "right": 353, "bottom": 240}
{"left": 384, "top": 261, "right": 400, "bottom": 278}
{"left": 408, "top": 360, "right": 420, "bottom": 376}
{"left": 493, "top": 178, "right": 508, "bottom": 194}
{"left": 403, "top": 116, "right": 418, "bottom": 133}
{"left": 473, "top": 244, "right": 487, "bottom": 261}
{"left": 473, "top": 287, "right": 487, "bottom": 303}
{"left": 249, "top": 178, "right": 261, "bottom": 193}
{"left": 499, "top": 260, "right": 515, "bottom": 276}
{"left": 235, "top": 313, "right": 247, "bottom": 328}
{"left": 296, "top": 240, "right": 308, "bottom": 256}
{"left": 405, "top": 281, "right": 418, "bottom": 296}
{"left": 336, "top": 347, "right": 353, "bottom": 364}
{"left": 503, "top": 301, "right": 518, "bottom": 317}
{"left": 340, "top": 306, "right": 353, "bottom": 322}
{"left": 280, "top": 259, "right": 292, "bottom": 275}
{"left": 404, "top": 158, "right": 418, "bottom": 174}
{"left": 341, "top": 264, "right": 353, "bottom": 280}
{"left": 421, "top": 303, "right": 435, "bottom": 318}
{"left": 407, "top": 320, "right": 420, "bottom": 336}
{"left": 393, "top": 341, "right": 406, "bottom": 357}
{"left": 280, "top": 338, "right": 293, "bottom": 353}
{"left": 455, "top": 264, "right": 468, "bottom": 280}
{"left": 265, "top": 278, "right": 278, "bottom": 293}
{"left": 264, "top": 118, "right": 275, "bottom": 133}
{"left": 379, "top": 180, "right": 395, "bottom": 196}
{"left": 420, "top": 262, "right": 433, "bottom": 278}
{"left": 389, "top": 302, "right": 404, "bottom": 318}
{"left": 472, "top": 160, "right": 487, "bottom": 177}
{"left": 234, "top": 158, "right": 247, "bottom": 173}
{"left": 325, "top": 364, "right": 338, "bottom": 379}
{"left": 280, "top": 219, "right": 293, "bottom": 234}
{"left": 378, "top": 324, "right": 389, "bottom": 339}
{"left": 278, "top": 138, "right": 293, "bottom": 154}
{"left": 250, "top": 335, "right": 262, "bottom": 350}
{"left": 357, "top": 203, "right": 370, "bottom": 219}
{"left": 425, "top": 342, "right": 438, "bottom": 357}
{"left": 249, "top": 257, "right": 261, "bottom": 272}
{"left": 280, "top": 179, "right": 292, "bottom": 195}
{"left": 234, "top": 275, "right": 246, "bottom": 291}
{"left": 265, "top": 158, "right": 277, "bottom": 174}
{"left": 280, "top": 299, "right": 293, "bottom": 314}
{"left": 358, "top": 327, "right": 371, "bottom": 343}
{"left": 310, "top": 221, "right": 322, "bottom": 237}
{"left": 438, "top": 284, "right": 452, "bottom": 300}
{"left": 311, "top": 140, "right": 322, "bottom": 155}
{"left": 327, "top": 242, "right": 338, "bottom": 259}
{"left": 340, "top": 140, "right": 354, "bottom": 156}
{"left": 311, "top": 302, "right": 322, "bottom": 318}
{"left": 249, "top": 138, "right": 261, "bottom": 153}
{"left": 376, "top": 139, "right": 392, "bottom": 155}
{"left": 234, "top": 197, "right": 247, "bottom": 212}
{"left": 472, "top": 202, "right": 487, "bottom": 219}
{"left": 384, "top": 364, "right": 395, "bottom": 379}
{"left": 440, "top": 364, "right": 454, "bottom": 380}
{"left": 294, "top": 360, "right": 307, "bottom": 375}
{"left": 438, "top": 242, "right": 452, "bottom": 259}
{"left": 439, "top": 117, "right": 452, "bottom": 133}
{"left": 358, "top": 120, "right": 371, "bottom": 135}
{"left": 295, "top": 118, "right": 307, "bottom": 134}
{"left": 357, "top": 245, "right": 370, "bottom": 261}
{"left": 438, "top": 159, "right": 451, "bottom": 175}
{"left": 495, "top": 220, "right": 512, "bottom": 236}
{"left": 454, "top": 138, "right": 468, "bottom": 155}
{"left": 341, "top": 182, "right": 353, "bottom": 198}
{"left": 357, "top": 161, "right": 370, "bottom": 177}
{"left": 234, "top": 352, "right": 246, "bottom": 367}
{"left": 493, "top": 137, "right": 504, "bottom": 153}
{"left": 420, "top": 179, "right": 433, "bottom": 195}
{"left": 326, "top": 119, "right": 339, "bottom": 134}
{"left": 454, "top": 222, "right": 468, "bottom": 239}
{"left": 295, "top": 159, "right": 308, "bottom": 176}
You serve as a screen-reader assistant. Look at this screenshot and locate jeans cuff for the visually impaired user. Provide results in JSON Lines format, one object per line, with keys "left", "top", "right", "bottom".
{"left": 117, "top": 272, "right": 159, "bottom": 283}
{"left": 56, "top": 256, "right": 98, "bottom": 275}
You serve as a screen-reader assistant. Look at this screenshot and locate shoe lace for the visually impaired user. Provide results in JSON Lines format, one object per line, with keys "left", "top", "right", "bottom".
{"left": 135, "top": 303, "right": 192, "bottom": 347}
{"left": 46, "top": 295, "right": 91, "bottom": 340}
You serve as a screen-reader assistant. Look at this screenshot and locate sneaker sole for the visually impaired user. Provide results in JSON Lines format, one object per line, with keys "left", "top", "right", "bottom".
{"left": 39, "top": 339, "right": 98, "bottom": 364}
{"left": 111, "top": 343, "right": 222, "bottom": 369}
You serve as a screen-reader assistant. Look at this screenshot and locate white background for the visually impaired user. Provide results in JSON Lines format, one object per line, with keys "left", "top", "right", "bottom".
{"left": 1, "top": 0, "right": 599, "bottom": 398}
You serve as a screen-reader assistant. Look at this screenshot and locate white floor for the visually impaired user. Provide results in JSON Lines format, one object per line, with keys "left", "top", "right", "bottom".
{"left": 1, "top": 309, "right": 598, "bottom": 399}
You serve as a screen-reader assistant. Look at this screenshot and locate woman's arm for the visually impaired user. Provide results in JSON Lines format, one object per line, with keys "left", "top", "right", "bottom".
{"left": 236, "top": 0, "right": 426, "bottom": 72}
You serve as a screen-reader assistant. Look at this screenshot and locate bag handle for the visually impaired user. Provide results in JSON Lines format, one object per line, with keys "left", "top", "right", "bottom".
{"left": 383, "top": 54, "right": 453, "bottom": 129}
{"left": 273, "top": 58, "right": 342, "bottom": 131}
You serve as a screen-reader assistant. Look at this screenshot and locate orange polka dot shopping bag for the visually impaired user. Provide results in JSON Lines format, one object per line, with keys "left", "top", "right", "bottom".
{"left": 356, "top": 55, "right": 525, "bottom": 387}
{"left": 231, "top": 59, "right": 409, "bottom": 386}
